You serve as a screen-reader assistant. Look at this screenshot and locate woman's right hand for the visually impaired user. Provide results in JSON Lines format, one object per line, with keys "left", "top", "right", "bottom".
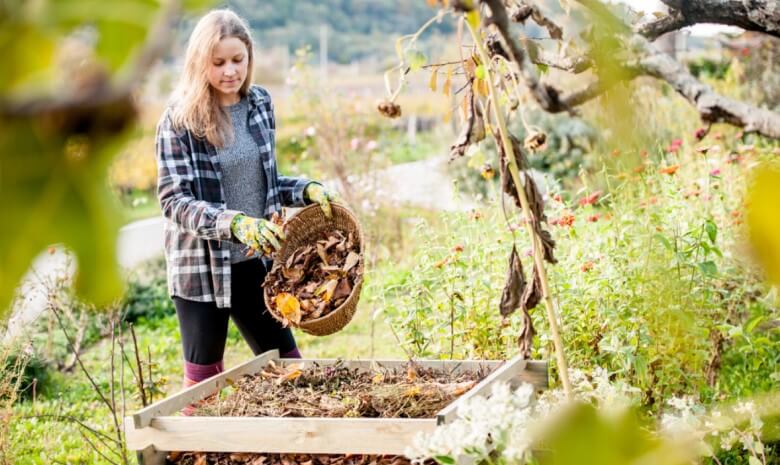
{"left": 230, "top": 214, "right": 286, "bottom": 254}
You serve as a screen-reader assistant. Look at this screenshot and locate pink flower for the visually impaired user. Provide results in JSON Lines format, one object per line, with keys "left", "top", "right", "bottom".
{"left": 666, "top": 138, "right": 683, "bottom": 153}
{"left": 364, "top": 140, "right": 378, "bottom": 152}
{"left": 350, "top": 138, "right": 361, "bottom": 151}
{"left": 709, "top": 168, "right": 721, "bottom": 176}
{"left": 304, "top": 126, "right": 317, "bottom": 137}
{"left": 694, "top": 128, "right": 707, "bottom": 140}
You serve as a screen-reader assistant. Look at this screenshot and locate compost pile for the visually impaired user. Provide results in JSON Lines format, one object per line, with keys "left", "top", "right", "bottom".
{"left": 193, "top": 360, "right": 487, "bottom": 418}
{"left": 168, "top": 452, "right": 426, "bottom": 465}
{"left": 264, "top": 230, "right": 361, "bottom": 326}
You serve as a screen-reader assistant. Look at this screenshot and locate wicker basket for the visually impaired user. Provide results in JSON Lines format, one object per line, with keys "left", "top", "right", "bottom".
{"left": 264, "top": 203, "right": 364, "bottom": 336}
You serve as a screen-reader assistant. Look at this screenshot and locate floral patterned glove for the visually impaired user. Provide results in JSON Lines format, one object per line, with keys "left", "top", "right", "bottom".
{"left": 230, "top": 214, "right": 286, "bottom": 255}
{"left": 304, "top": 183, "right": 339, "bottom": 219}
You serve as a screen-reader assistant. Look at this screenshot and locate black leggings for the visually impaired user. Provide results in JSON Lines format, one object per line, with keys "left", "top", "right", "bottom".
{"left": 173, "top": 258, "right": 297, "bottom": 365}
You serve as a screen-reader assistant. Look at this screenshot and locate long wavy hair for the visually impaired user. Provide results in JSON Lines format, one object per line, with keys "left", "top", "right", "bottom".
{"left": 170, "top": 9, "right": 254, "bottom": 148}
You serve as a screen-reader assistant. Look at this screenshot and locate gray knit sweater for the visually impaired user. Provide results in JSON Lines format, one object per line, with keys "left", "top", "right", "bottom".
{"left": 217, "top": 96, "right": 267, "bottom": 263}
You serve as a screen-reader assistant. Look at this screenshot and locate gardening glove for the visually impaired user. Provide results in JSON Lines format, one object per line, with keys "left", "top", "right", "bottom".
{"left": 230, "top": 214, "right": 286, "bottom": 255}
{"left": 304, "top": 183, "right": 339, "bottom": 219}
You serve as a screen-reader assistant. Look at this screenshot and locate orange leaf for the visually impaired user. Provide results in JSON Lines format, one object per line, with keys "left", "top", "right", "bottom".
{"left": 443, "top": 65, "right": 452, "bottom": 96}
{"left": 274, "top": 293, "right": 301, "bottom": 325}
{"left": 315, "top": 279, "right": 339, "bottom": 302}
{"left": 429, "top": 66, "right": 439, "bottom": 92}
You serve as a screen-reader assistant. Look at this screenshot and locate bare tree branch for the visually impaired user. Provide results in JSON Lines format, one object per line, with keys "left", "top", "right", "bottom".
{"left": 634, "top": 35, "right": 780, "bottom": 138}
{"left": 508, "top": 0, "right": 563, "bottom": 39}
{"left": 636, "top": 9, "right": 687, "bottom": 39}
{"left": 526, "top": 41, "right": 593, "bottom": 73}
{"left": 565, "top": 0, "right": 780, "bottom": 138}
{"left": 486, "top": 32, "right": 592, "bottom": 73}
{"left": 482, "top": 0, "right": 570, "bottom": 113}
{"left": 639, "top": 0, "right": 780, "bottom": 40}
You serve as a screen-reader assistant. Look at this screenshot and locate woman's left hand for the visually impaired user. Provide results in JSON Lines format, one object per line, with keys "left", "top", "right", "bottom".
{"left": 304, "top": 183, "right": 339, "bottom": 219}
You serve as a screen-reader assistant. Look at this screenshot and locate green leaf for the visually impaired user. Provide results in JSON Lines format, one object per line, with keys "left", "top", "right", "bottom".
{"left": 95, "top": 19, "right": 148, "bottom": 71}
{"left": 745, "top": 315, "right": 765, "bottom": 333}
{"left": 475, "top": 64, "right": 486, "bottom": 80}
{"left": 0, "top": 23, "right": 56, "bottom": 91}
{"left": 406, "top": 49, "right": 427, "bottom": 72}
{"left": 698, "top": 261, "right": 718, "bottom": 277}
{"left": 536, "top": 63, "right": 549, "bottom": 75}
{"left": 536, "top": 403, "right": 685, "bottom": 465}
{"left": 704, "top": 219, "right": 717, "bottom": 244}
{"left": 654, "top": 233, "right": 673, "bottom": 251}
{"left": 434, "top": 456, "right": 455, "bottom": 465}
{"left": 0, "top": 102, "right": 136, "bottom": 317}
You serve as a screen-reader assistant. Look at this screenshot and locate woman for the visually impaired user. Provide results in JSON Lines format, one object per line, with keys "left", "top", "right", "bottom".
{"left": 155, "top": 9, "right": 336, "bottom": 393}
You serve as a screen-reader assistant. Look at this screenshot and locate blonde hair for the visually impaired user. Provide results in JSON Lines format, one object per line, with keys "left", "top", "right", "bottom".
{"left": 170, "top": 9, "right": 254, "bottom": 147}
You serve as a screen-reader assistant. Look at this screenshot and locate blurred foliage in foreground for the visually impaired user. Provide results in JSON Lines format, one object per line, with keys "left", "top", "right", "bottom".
{"left": 0, "top": 0, "right": 213, "bottom": 319}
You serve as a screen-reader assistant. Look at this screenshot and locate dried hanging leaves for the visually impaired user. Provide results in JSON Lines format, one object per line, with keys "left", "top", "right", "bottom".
{"left": 497, "top": 134, "right": 557, "bottom": 265}
{"left": 499, "top": 246, "right": 541, "bottom": 359}
{"left": 499, "top": 246, "right": 526, "bottom": 317}
{"left": 264, "top": 230, "right": 362, "bottom": 326}
{"left": 449, "top": 82, "right": 485, "bottom": 160}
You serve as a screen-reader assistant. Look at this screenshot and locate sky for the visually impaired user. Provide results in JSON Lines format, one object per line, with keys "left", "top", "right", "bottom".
{"left": 615, "top": 0, "right": 743, "bottom": 36}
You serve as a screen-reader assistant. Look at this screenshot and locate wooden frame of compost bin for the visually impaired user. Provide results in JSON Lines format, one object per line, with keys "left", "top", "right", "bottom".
{"left": 125, "top": 349, "right": 548, "bottom": 465}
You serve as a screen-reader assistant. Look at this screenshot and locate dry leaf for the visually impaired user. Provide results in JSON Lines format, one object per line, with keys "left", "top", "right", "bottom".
{"left": 277, "top": 368, "right": 303, "bottom": 384}
{"left": 344, "top": 252, "right": 360, "bottom": 271}
{"left": 443, "top": 65, "right": 452, "bottom": 96}
{"left": 315, "top": 279, "right": 339, "bottom": 302}
{"left": 404, "top": 386, "right": 422, "bottom": 397}
{"left": 275, "top": 293, "right": 302, "bottom": 325}
{"left": 194, "top": 453, "right": 207, "bottom": 465}
{"left": 429, "top": 66, "right": 438, "bottom": 92}
{"left": 406, "top": 365, "right": 418, "bottom": 382}
{"left": 316, "top": 243, "right": 329, "bottom": 264}
{"left": 499, "top": 246, "right": 526, "bottom": 317}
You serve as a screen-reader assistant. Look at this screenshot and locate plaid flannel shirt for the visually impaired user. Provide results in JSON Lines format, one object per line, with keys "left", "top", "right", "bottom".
{"left": 155, "top": 84, "right": 313, "bottom": 308}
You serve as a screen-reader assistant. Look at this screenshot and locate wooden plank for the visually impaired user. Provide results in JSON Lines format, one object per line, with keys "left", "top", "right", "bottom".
{"left": 435, "top": 354, "right": 527, "bottom": 425}
{"left": 125, "top": 416, "right": 438, "bottom": 455}
{"left": 136, "top": 445, "right": 166, "bottom": 465}
{"left": 131, "top": 349, "right": 279, "bottom": 428}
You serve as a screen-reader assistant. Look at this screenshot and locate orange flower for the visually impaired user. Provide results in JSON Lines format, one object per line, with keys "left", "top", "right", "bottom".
{"left": 659, "top": 164, "right": 680, "bottom": 175}
{"left": 556, "top": 213, "right": 575, "bottom": 227}
{"left": 581, "top": 261, "right": 595, "bottom": 272}
{"left": 578, "top": 191, "right": 602, "bottom": 207}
